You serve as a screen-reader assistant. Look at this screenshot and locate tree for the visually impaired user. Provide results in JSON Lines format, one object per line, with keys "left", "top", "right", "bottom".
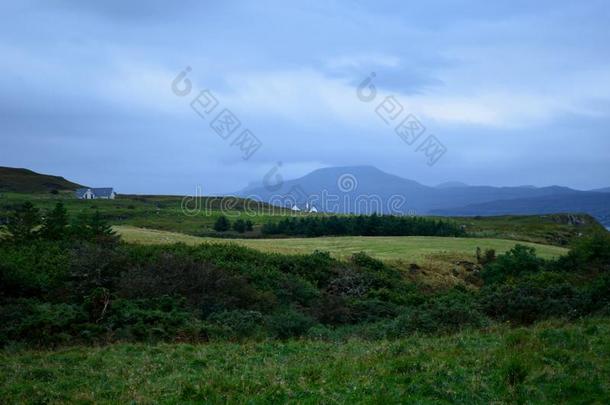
{"left": 233, "top": 219, "right": 247, "bottom": 233}
{"left": 88, "top": 211, "right": 119, "bottom": 243}
{"left": 40, "top": 202, "right": 68, "bottom": 240}
{"left": 70, "top": 210, "right": 119, "bottom": 244}
{"left": 245, "top": 220, "right": 254, "bottom": 232}
{"left": 214, "top": 215, "right": 230, "bottom": 232}
{"left": 5, "top": 201, "right": 41, "bottom": 243}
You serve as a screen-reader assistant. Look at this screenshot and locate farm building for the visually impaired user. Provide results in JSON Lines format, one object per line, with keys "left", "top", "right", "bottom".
{"left": 75, "top": 187, "right": 116, "bottom": 200}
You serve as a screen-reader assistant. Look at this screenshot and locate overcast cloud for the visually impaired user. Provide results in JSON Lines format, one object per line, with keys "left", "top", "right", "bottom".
{"left": 1, "top": 0, "right": 609, "bottom": 194}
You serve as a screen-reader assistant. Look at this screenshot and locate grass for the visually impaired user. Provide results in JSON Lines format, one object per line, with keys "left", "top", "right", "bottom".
{"left": 115, "top": 225, "right": 568, "bottom": 263}
{"left": 1, "top": 192, "right": 605, "bottom": 246}
{"left": 115, "top": 225, "right": 570, "bottom": 289}
{"left": 1, "top": 318, "right": 608, "bottom": 404}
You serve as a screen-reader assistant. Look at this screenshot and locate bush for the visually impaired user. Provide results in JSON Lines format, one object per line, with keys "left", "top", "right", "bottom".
{"left": 266, "top": 308, "right": 316, "bottom": 339}
{"left": 0, "top": 299, "right": 88, "bottom": 346}
{"left": 118, "top": 251, "right": 272, "bottom": 316}
{"left": 479, "top": 280, "right": 582, "bottom": 325}
{"left": 233, "top": 219, "right": 246, "bottom": 233}
{"left": 0, "top": 241, "right": 70, "bottom": 297}
{"left": 106, "top": 297, "right": 203, "bottom": 342}
{"left": 207, "top": 310, "right": 265, "bottom": 339}
{"left": 213, "top": 216, "right": 231, "bottom": 232}
{"left": 481, "top": 245, "right": 544, "bottom": 285}
{"left": 387, "top": 289, "right": 488, "bottom": 336}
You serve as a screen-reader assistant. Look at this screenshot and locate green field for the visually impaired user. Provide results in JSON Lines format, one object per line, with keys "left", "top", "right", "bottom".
{"left": 1, "top": 192, "right": 605, "bottom": 246}
{"left": 1, "top": 318, "right": 608, "bottom": 404}
{"left": 115, "top": 225, "right": 568, "bottom": 262}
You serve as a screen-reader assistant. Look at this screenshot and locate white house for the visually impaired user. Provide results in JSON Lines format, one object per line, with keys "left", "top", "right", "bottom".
{"left": 305, "top": 203, "right": 318, "bottom": 213}
{"left": 75, "top": 187, "right": 116, "bottom": 200}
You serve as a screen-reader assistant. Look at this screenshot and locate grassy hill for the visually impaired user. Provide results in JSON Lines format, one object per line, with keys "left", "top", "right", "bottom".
{"left": 116, "top": 225, "right": 567, "bottom": 260}
{"left": 116, "top": 225, "right": 569, "bottom": 289}
{"left": 2, "top": 318, "right": 608, "bottom": 403}
{"left": 1, "top": 192, "right": 605, "bottom": 246}
{"left": 0, "top": 167, "right": 83, "bottom": 193}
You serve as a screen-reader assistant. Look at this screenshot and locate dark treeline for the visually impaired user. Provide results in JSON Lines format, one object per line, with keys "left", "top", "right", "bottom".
{"left": 3, "top": 201, "right": 118, "bottom": 245}
{"left": 261, "top": 214, "right": 466, "bottom": 237}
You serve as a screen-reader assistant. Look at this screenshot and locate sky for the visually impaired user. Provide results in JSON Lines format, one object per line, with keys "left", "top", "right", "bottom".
{"left": 1, "top": 0, "right": 609, "bottom": 194}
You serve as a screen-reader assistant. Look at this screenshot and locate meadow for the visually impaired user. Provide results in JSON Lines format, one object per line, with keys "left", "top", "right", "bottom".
{"left": 1, "top": 195, "right": 609, "bottom": 404}
{"left": 116, "top": 225, "right": 567, "bottom": 261}
{"left": 1, "top": 318, "right": 608, "bottom": 404}
{"left": 0, "top": 192, "right": 603, "bottom": 245}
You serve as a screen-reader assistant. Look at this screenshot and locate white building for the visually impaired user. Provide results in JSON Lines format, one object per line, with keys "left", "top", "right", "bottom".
{"left": 75, "top": 187, "right": 116, "bottom": 200}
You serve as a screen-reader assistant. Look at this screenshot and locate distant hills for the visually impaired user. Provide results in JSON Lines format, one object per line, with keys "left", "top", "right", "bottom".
{"left": 237, "top": 165, "right": 610, "bottom": 228}
{"left": 0, "top": 167, "right": 83, "bottom": 193}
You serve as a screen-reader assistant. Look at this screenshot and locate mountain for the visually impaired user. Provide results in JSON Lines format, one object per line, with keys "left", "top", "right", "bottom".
{"left": 435, "top": 181, "right": 469, "bottom": 189}
{"left": 430, "top": 193, "right": 610, "bottom": 226}
{"left": 0, "top": 167, "right": 83, "bottom": 193}
{"left": 236, "top": 165, "right": 610, "bottom": 227}
{"left": 591, "top": 187, "right": 610, "bottom": 193}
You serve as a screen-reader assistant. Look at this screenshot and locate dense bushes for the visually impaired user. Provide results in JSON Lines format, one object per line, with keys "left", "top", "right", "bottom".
{"left": 261, "top": 214, "right": 466, "bottom": 237}
{"left": 0, "top": 202, "right": 608, "bottom": 347}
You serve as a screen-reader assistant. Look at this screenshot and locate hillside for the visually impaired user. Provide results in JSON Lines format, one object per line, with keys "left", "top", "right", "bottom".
{"left": 431, "top": 193, "right": 610, "bottom": 229}
{"left": 0, "top": 167, "right": 83, "bottom": 193}
{"left": 236, "top": 165, "right": 610, "bottom": 227}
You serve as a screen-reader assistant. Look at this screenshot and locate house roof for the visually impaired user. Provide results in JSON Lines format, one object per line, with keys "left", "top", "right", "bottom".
{"left": 75, "top": 188, "right": 90, "bottom": 198}
{"left": 91, "top": 188, "right": 115, "bottom": 197}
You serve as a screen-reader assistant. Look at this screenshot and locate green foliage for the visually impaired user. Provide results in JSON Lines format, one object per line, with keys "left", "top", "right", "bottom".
{"left": 213, "top": 215, "right": 231, "bottom": 232}
{"left": 477, "top": 247, "right": 496, "bottom": 265}
{"left": 0, "top": 222, "right": 608, "bottom": 346}
{"left": 480, "top": 244, "right": 544, "bottom": 284}
{"left": 232, "top": 219, "right": 247, "bottom": 233}
{"left": 0, "top": 241, "right": 70, "bottom": 297}
{"left": 207, "top": 310, "right": 264, "bottom": 339}
{"left": 40, "top": 202, "right": 68, "bottom": 241}
{"left": 2, "top": 319, "right": 608, "bottom": 403}
{"left": 261, "top": 214, "right": 466, "bottom": 237}
{"left": 106, "top": 297, "right": 203, "bottom": 342}
{"left": 4, "top": 201, "right": 41, "bottom": 243}
{"left": 266, "top": 308, "right": 315, "bottom": 339}
{"left": 0, "top": 299, "right": 88, "bottom": 346}
{"left": 387, "top": 288, "right": 489, "bottom": 336}
{"left": 479, "top": 280, "right": 582, "bottom": 325}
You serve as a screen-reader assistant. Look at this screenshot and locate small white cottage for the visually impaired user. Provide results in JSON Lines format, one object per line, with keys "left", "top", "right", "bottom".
{"left": 75, "top": 188, "right": 116, "bottom": 200}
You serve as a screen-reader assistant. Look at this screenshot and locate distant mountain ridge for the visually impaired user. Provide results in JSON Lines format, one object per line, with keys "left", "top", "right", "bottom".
{"left": 0, "top": 167, "right": 83, "bottom": 193}
{"left": 236, "top": 165, "right": 610, "bottom": 227}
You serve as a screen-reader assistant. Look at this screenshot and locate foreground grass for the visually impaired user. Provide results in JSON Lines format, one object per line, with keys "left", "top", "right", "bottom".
{"left": 1, "top": 319, "right": 608, "bottom": 404}
{"left": 115, "top": 225, "right": 568, "bottom": 262}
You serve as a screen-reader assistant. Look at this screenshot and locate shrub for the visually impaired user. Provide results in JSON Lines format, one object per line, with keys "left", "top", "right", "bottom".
{"left": 479, "top": 280, "right": 582, "bottom": 325}
{"left": 233, "top": 219, "right": 247, "bottom": 233}
{"left": 40, "top": 202, "right": 68, "bottom": 241}
{"left": 106, "top": 297, "right": 203, "bottom": 342}
{"left": 0, "top": 299, "right": 88, "bottom": 346}
{"left": 481, "top": 245, "right": 544, "bottom": 285}
{"left": 207, "top": 310, "right": 265, "bottom": 339}
{"left": 387, "top": 289, "right": 488, "bottom": 336}
{"left": 266, "top": 308, "right": 316, "bottom": 339}
{"left": 0, "top": 241, "right": 70, "bottom": 297}
{"left": 213, "top": 216, "right": 231, "bottom": 232}
{"left": 4, "top": 201, "right": 41, "bottom": 244}
{"left": 117, "top": 252, "right": 270, "bottom": 316}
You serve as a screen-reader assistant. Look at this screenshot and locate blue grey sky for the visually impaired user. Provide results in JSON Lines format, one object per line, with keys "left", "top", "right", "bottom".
{"left": 1, "top": 0, "right": 609, "bottom": 194}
